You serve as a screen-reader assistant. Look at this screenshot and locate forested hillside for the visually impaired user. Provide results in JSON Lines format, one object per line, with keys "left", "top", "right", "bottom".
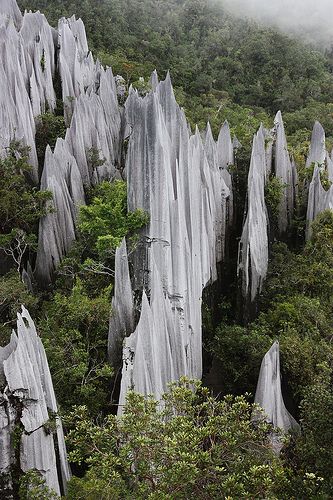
{"left": 19, "top": 0, "right": 333, "bottom": 138}
{"left": 0, "top": 0, "right": 332, "bottom": 498}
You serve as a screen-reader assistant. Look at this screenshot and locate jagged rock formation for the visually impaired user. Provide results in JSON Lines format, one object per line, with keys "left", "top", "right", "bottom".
{"left": 238, "top": 125, "right": 269, "bottom": 303}
{"left": 254, "top": 341, "right": 299, "bottom": 450}
{"left": 1, "top": 0, "right": 332, "bottom": 448}
{"left": 34, "top": 62, "right": 121, "bottom": 283}
{"left": 306, "top": 121, "right": 333, "bottom": 238}
{"left": 35, "top": 138, "right": 85, "bottom": 283}
{"left": 108, "top": 239, "right": 135, "bottom": 367}
{"left": 0, "top": 306, "right": 70, "bottom": 496}
{"left": 116, "top": 73, "right": 233, "bottom": 409}
{"left": 0, "top": 0, "right": 122, "bottom": 284}
{"left": 238, "top": 112, "right": 298, "bottom": 304}
{"left": 58, "top": 15, "right": 95, "bottom": 123}
{"left": 274, "top": 111, "right": 297, "bottom": 235}
{"left": 306, "top": 121, "right": 326, "bottom": 168}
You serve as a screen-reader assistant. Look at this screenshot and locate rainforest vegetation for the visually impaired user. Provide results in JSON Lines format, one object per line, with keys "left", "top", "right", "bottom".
{"left": 0, "top": 0, "right": 332, "bottom": 497}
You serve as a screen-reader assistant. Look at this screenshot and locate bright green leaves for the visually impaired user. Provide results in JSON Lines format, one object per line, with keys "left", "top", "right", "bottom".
{"left": 0, "top": 142, "right": 52, "bottom": 235}
{"left": 78, "top": 180, "right": 149, "bottom": 260}
{"left": 40, "top": 279, "right": 112, "bottom": 415}
{"left": 65, "top": 379, "right": 289, "bottom": 499}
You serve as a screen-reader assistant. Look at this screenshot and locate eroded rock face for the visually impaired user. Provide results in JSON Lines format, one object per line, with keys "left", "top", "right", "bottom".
{"left": 35, "top": 139, "right": 85, "bottom": 283}
{"left": 238, "top": 126, "right": 268, "bottom": 303}
{"left": 0, "top": 306, "right": 70, "bottom": 496}
{"left": 0, "top": 0, "right": 122, "bottom": 283}
{"left": 108, "top": 239, "right": 135, "bottom": 368}
{"left": 274, "top": 111, "right": 296, "bottom": 235}
{"left": 305, "top": 121, "right": 333, "bottom": 238}
{"left": 306, "top": 166, "right": 333, "bottom": 238}
{"left": 254, "top": 341, "right": 299, "bottom": 451}
{"left": 116, "top": 73, "right": 233, "bottom": 410}
{"left": 306, "top": 121, "right": 326, "bottom": 168}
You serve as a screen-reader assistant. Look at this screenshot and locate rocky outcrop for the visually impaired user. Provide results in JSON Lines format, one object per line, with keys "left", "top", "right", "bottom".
{"left": 274, "top": 111, "right": 296, "bottom": 235}
{"left": 116, "top": 73, "right": 233, "bottom": 409}
{"left": 306, "top": 166, "right": 333, "bottom": 238}
{"left": 0, "top": 14, "right": 39, "bottom": 180}
{"left": 0, "top": 306, "right": 70, "bottom": 496}
{"left": 58, "top": 15, "right": 95, "bottom": 123}
{"left": 35, "top": 138, "right": 85, "bottom": 283}
{"left": 0, "top": 0, "right": 22, "bottom": 28}
{"left": 108, "top": 239, "right": 135, "bottom": 368}
{"left": 238, "top": 126, "right": 268, "bottom": 303}
{"left": 306, "top": 121, "right": 326, "bottom": 168}
{"left": 254, "top": 341, "right": 299, "bottom": 451}
{"left": 306, "top": 122, "right": 333, "bottom": 238}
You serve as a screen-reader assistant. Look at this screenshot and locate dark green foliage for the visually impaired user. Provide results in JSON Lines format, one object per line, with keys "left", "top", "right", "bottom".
{"left": 19, "top": 470, "right": 58, "bottom": 499}
{"left": 0, "top": 142, "right": 52, "bottom": 235}
{"left": 39, "top": 279, "right": 113, "bottom": 415}
{"left": 35, "top": 113, "right": 67, "bottom": 167}
{"left": 78, "top": 180, "right": 149, "bottom": 261}
{"left": 0, "top": 271, "right": 38, "bottom": 344}
{"left": 265, "top": 176, "right": 286, "bottom": 231}
{"left": 37, "top": 179, "right": 148, "bottom": 415}
{"left": 296, "top": 365, "right": 333, "bottom": 495}
{"left": 211, "top": 211, "right": 333, "bottom": 491}
{"left": 18, "top": 0, "right": 333, "bottom": 116}
{"left": 0, "top": 142, "right": 51, "bottom": 340}
{"left": 65, "top": 379, "right": 294, "bottom": 499}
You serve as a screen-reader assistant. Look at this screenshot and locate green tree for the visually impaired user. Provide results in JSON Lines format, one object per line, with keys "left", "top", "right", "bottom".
{"left": 39, "top": 279, "right": 113, "bottom": 415}
{"left": 78, "top": 180, "right": 149, "bottom": 261}
{"left": 66, "top": 378, "right": 295, "bottom": 499}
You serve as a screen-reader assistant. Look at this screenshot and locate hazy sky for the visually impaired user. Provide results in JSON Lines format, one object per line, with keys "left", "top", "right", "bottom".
{"left": 222, "top": 0, "right": 333, "bottom": 48}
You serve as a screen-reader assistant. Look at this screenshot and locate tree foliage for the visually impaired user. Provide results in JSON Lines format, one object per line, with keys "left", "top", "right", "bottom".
{"left": 78, "top": 180, "right": 149, "bottom": 260}
{"left": 65, "top": 379, "right": 297, "bottom": 499}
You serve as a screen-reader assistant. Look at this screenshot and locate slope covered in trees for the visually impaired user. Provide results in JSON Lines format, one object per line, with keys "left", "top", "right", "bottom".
{"left": 0, "top": 0, "right": 332, "bottom": 498}
{"left": 18, "top": 0, "right": 333, "bottom": 139}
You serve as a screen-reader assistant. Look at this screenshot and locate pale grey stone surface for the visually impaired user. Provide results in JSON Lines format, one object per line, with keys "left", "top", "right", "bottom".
{"left": 238, "top": 126, "right": 268, "bottom": 302}
{"left": 254, "top": 341, "right": 299, "bottom": 452}
{"left": 35, "top": 139, "right": 85, "bottom": 283}
{"left": 274, "top": 111, "right": 295, "bottom": 234}
{"left": 108, "top": 239, "right": 135, "bottom": 367}
{"left": 0, "top": 307, "right": 70, "bottom": 496}
{"left": 306, "top": 165, "right": 333, "bottom": 238}
{"left": 306, "top": 120, "right": 326, "bottom": 168}
{"left": 117, "top": 73, "right": 234, "bottom": 410}
{"left": 0, "top": 0, "right": 22, "bottom": 28}
{"left": 305, "top": 122, "right": 333, "bottom": 238}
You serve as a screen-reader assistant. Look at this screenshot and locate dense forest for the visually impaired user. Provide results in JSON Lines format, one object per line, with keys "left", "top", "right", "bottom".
{"left": 0, "top": 0, "right": 332, "bottom": 498}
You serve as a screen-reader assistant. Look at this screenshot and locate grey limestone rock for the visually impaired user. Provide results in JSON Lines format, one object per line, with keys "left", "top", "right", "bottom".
{"left": 238, "top": 126, "right": 269, "bottom": 303}
{"left": 116, "top": 73, "right": 234, "bottom": 409}
{"left": 108, "top": 239, "right": 135, "bottom": 368}
{"left": 0, "top": 306, "right": 70, "bottom": 496}
{"left": 306, "top": 120, "right": 326, "bottom": 168}
{"left": 65, "top": 66, "right": 121, "bottom": 186}
{"left": 0, "top": 0, "right": 22, "bottom": 28}
{"left": 274, "top": 111, "right": 296, "bottom": 234}
{"left": 305, "top": 122, "right": 333, "bottom": 238}
{"left": 35, "top": 139, "right": 85, "bottom": 284}
{"left": 306, "top": 166, "right": 333, "bottom": 238}
{"left": 254, "top": 341, "right": 299, "bottom": 451}
{"left": 58, "top": 15, "right": 95, "bottom": 123}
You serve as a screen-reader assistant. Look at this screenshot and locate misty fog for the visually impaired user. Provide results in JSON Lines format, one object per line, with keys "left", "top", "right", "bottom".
{"left": 222, "top": 0, "right": 333, "bottom": 48}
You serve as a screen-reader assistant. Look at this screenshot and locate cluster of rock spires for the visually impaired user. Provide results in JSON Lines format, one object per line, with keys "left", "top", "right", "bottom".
{"left": 237, "top": 111, "right": 298, "bottom": 305}
{"left": 253, "top": 341, "right": 300, "bottom": 452}
{"left": 0, "top": 0, "right": 122, "bottom": 284}
{"left": 0, "top": 307, "right": 70, "bottom": 496}
{"left": 306, "top": 121, "right": 333, "bottom": 238}
{"left": 113, "top": 73, "right": 234, "bottom": 409}
{"left": 1, "top": 0, "right": 333, "bottom": 490}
